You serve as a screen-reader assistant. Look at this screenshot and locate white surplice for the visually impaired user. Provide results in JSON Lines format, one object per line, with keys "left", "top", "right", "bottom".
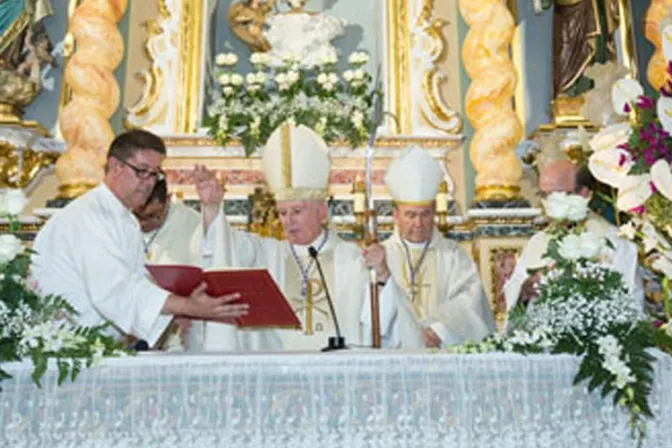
{"left": 187, "top": 210, "right": 402, "bottom": 352}
{"left": 383, "top": 228, "right": 496, "bottom": 347}
{"left": 504, "top": 213, "right": 644, "bottom": 311}
{"left": 32, "top": 184, "right": 172, "bottom": 347}
{"left": 143, "top": 200, "right": 201, "bottom": 265}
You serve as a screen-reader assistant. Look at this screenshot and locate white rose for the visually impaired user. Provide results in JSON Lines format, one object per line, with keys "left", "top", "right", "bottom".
{"left": 225, "top": 53, "right": 238, "bottom": 66}
{"left": 248, "top": 84, "right": 260, "bottom": 93}
{"left": 317, "top": 73, "right": 328, "bottom": 84}
{"left": 246, "top": 73, "right": 257, "bottom": 84}
{"left": 254, "top": 72, "right": 267, "bottom": 84}
{"left": 231, "top": 74, "right": 244, "bottom": 86}
{"left": 250, "top": 52, "right": 266, "bottom": 66}
{"left": 353, "top": 69, "right": 365, "bottom": 80}
{"left": 343, "top": 70, "right": 354, "bottom": 82}
{"left": 215, "top": 53, "right": 228, "bottom": 66}
{"left": 275, "top": 73, "right": 287, "bottom": 84}
{"left": 328, "top": 73, "right": 338, "bottom": 84}
{"left": 323, "top": 82, "right": 334, "bottom": 92}
{"left": 287, "top": 71, "right": 299, "bottom": 83}
{"left": 541, "top": 192, "right": 571, "bottom": 220}
{"left": 558, "top": 234, "right": 583, "bottom": 261}
{"left": 578, "top": 231, "right": 603, "bottom": 259}
{"left": 3, "top": 189, "right": 26, "bottom": 216}
{"left": 218, "top": 73, "right": 231, "bottom": 85}
{"left": 222, "top": 86, "right": 234, "bottom": 96}
{"left": 0, "top": 234, "right": 23, "bottom": 263}
{"left": 565, "top": 194, "right": 589, "bottom": 222}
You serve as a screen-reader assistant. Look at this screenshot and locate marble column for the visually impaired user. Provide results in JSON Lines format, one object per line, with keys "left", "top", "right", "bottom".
{"left": 458, "top": 0, "right": 524, "bottom": 205}
{"left": 55, "top": 0, "right": 128, "bottom": 199}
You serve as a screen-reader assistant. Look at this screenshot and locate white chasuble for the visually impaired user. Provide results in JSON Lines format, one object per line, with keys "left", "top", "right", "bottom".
{"left": 188, "top": 209, "right": 401, "bottom": 352}
{"left": 143, "top": 200, "right": 201, "bottom": 265}
{"left": 383, "top": 228, "right": 496, "bottom": 347}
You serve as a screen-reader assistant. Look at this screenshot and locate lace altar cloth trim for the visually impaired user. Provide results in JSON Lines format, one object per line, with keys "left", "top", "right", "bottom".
{"left": 1, "top": 351, "right": 672, "bottom": 447}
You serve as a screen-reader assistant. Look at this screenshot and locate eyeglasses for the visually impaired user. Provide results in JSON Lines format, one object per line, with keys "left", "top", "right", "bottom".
{"left": 116, "top": 157, "right": 166, "bottom": 181}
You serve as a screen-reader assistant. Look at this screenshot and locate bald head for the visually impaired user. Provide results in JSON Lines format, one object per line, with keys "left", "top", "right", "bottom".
{"left": 538, "top": 160, "right": 590, "bottom": 197}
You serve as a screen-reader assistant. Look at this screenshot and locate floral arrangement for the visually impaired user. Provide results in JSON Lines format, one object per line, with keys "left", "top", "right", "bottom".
{"left": 586, "top": 27, "right": 672, "bottom": 322}
{"left": 450, "top": 192, "right": 672, "bottom": 445}
{"left": 204, "top": 50, "right": 378, "bottom": 156}
{"left": 0, "top": 190, "right": 126, "bottom": 389}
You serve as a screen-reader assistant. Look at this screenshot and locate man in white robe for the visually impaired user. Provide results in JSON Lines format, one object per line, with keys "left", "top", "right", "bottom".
{"left": 188, "top": 123, "right": 406, "bottom": 351}
{"left": 32, "top": 129, "right": 248, "bottom": 348}
{"left": 134, "top": 179, "right": 202, "bottom": 350}
{"left": 382, "top": 147, "right": 496, "bottom": 348}
{"left": 504, "top": 160, "right": 644, "bottom": 310}
{"left": 134, "top": 179, "right": 200, "bottom": 265}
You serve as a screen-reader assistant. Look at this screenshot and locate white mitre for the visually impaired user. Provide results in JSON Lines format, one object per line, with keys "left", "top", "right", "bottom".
{"left": 262, "top": 122, "right": 331, "bottom": 201}
{"left": 385, "top": 146, "right": 444, "bottom": 205}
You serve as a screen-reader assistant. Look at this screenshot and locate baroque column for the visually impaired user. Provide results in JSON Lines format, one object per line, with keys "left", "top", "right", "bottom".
{"left": 645, "top": 0, "right": 672, "bottom": 91}
{"left": 56, "top": 0, "right": 128, "bottom": 198}
{"left": 459, "top": 0, "right": 523, "bottom": 204}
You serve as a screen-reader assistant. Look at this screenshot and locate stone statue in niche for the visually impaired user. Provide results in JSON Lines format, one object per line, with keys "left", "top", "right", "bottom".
{"left": 228, "top": 0, "right": 276, "bottom": 53}
{"left": 0, "top": 0, "right": 55, "bottom": 121}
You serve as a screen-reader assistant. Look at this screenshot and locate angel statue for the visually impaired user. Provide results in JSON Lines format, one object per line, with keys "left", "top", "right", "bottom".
{"left": 228, "top": 0, "right": 276, "bottom": 53}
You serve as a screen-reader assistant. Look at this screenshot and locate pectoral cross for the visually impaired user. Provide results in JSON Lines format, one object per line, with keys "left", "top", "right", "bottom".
{"left": 407, "top": 271, "right": 431, "bottom": 319}
{"left": 299, "top": 278, "right": 326, "bottom": 335}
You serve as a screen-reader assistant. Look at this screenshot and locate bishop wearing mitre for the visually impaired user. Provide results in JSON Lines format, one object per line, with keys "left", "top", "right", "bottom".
{"left": 187, "top": 123, "right": 409, "bottom": 351}
{"left": 382, "top": 147, "right": 496, "bottom": 348}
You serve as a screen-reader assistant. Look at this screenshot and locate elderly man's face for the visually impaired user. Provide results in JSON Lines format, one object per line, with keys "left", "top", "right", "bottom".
{"left": 538, "top": 162, "right": 577, "bottom": 199}
{"left": 393, "top": 203, "right": 435, "bottom": 243}
{"left": 277, "top": 200, "right": 327, "bottom": 245}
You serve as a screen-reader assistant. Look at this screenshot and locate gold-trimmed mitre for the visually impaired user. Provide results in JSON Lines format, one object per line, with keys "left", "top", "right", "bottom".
{"left": 385, "top": 146, "right": 444, "bottom": 205}
{"left": 262, "top": 122, "right": 331, "bottom": 201}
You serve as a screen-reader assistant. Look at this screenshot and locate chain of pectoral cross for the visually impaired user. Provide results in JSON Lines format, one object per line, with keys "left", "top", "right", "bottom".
{"left": 401, "top": 239, "right": 431, "bottom": 303}
{"left": 288, "top": 229, "right": 329, "bottom": 297}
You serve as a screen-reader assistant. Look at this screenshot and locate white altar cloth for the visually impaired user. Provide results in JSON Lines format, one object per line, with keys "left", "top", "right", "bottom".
{"left": 1, "top": 351, "right": 672, "bottom": 447}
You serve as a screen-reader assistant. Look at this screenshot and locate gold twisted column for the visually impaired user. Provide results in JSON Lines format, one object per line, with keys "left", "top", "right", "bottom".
{"left": 645, "top": 0, "right": 672, "bottom": 91}
{"left": 56, "top": 0, "right": 128, "bottom": 198}
{"left": 459, "top": 0, "right": 523, "bottom": 203}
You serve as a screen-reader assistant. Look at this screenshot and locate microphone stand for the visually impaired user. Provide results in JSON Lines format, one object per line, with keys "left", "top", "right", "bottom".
{"left": 308, "top": 246, "right": 347, "bottom": 351}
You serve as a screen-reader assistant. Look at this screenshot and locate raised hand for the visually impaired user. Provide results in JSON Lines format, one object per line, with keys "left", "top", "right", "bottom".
{"left": 193, "top": 164, "right": 224, "bottom": 206}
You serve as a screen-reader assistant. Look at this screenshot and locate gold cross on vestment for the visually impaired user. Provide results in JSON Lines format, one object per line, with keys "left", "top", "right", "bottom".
{"left": 290, "top": 279, "right": 328, "bottom": 335}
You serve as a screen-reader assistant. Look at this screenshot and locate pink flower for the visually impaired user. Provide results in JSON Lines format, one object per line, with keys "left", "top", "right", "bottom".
{"left": 630, "top": 205, "right": 646, "bottom": 215}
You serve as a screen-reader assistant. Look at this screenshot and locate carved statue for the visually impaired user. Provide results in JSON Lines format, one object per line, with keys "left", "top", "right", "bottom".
{"left": 0, "top": 0, "right": 54, "bottom": 117}
{"left": 228, "top": 0, "right": 276, "bottom": 53}
{"left": 248, "top": 186, "right": 284, "bottom": 239}
{"left": 263, "top": 0, "right": 345, "bottom": 68}
{"left": 552, "top": 0, "right": 620, "bottom": 98}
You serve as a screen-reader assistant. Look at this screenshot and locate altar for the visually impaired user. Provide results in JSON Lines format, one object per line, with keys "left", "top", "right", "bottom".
{"left": 2, "top": 351, "right": 672, "bottom": 447}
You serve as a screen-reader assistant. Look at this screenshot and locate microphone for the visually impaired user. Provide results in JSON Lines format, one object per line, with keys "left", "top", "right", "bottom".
{"left": 308, "top": 246, "right": 347, "bottom": 351}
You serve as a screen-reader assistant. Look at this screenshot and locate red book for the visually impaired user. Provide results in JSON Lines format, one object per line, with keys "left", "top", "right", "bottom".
{"left": 146, "top": 264, "right": 301, "bottom": 329}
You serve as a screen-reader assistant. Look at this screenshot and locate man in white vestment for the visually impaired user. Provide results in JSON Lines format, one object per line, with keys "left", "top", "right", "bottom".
{"left": 504, "top": 160, "right": 644, "bottom": 310}
{"left": 134, "top": 179, "right": 200, "bottom": 265}
{"left": 134, "top": 179, "right": 202, "bottom": 350}
{"left": 382, "top": 147, "right": 496, "bottom": 348}
{"left": 32, "top": 130, "right": 248, "bottom": 348}
{"left": 189, "top": 123, "right": 406, "bottom": 351}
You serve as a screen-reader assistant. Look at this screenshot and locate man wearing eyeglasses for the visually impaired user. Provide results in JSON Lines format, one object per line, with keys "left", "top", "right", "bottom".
{"left": 32, "top": 130, "right": 248, "bottom": 349}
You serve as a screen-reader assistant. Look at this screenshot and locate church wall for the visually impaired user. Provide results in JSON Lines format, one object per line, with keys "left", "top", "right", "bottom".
{"left": 456, "top": 6, "right": 475, "bottom": 206}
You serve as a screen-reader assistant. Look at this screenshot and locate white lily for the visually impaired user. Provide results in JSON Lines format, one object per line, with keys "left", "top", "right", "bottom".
{"left": 611, "top": 78, "right": 643, "bottom": 116}
{"left": 588, "top": 148, "right": 633, "bottom": 188}
{"left": 662, "top": 24, "right": 672, "bottom": 62}
{"left": 657, "top": 96, "right": 672, "bottom": 135}
{"left": 616, "top": 174, "right": 653, "bottom": 211}
{"left": 588, "top": 122, "right": 632, "bottom": 152}
{"left": 651, "top": 159, "right": 672, "bottom": 201}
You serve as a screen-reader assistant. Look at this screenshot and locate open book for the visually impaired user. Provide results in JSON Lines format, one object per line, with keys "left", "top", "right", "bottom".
{"left": 146, "top": 264, "right": 301, "bottom": 329}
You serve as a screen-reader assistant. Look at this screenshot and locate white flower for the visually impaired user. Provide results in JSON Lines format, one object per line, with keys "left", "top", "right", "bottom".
{"left": 351, "top": 110, "right": 364, "bottom": 128}
{"left": 589, "top": 123, "right": 632, "bottom": 153}
{"left": 218, "top": 114, "right": 228, "bottom": 130}
{"left": 588, "top": 147, "right": 633, "bottom": 189}
{"left": 231, "top": 74, "right": 244, "bottom": 86}
{"left": 616, "top": 174, "right": 653, "bottom": 211}
{"left": 0, "top": 234, "right": 23, "bottom": 263}
{"left": 611, "top": 78, "right": 643, "bottom": 116}
{"left": 287, "top": 71, "right": 299, "bottom": 83}
{"left": 353, "top": 69, "right": 365, "bottom": 80}
{"left": 247, "top": 84, "right": 261, "bottom": 93}
{"left": 541, "top": 192, "right": 589, "bottom": 221}
{"left": 343, "top": 70, "right": 354, "bottom": 82}
{"left": 1, "top": 189, "right": 26, "bottom": 216}
{"left": 222, "top": 86, "right": 234, "bottom": 96}
{"left": 558, "top": 234, "right": 583, "bottom": 260}
{"left": 218, "top": 73, "right": 231, "bottom": 85}
{"left": 215, "top": 53, "right": 228, "bottom": 66}
{"left": 250, "top": 52, "right": 269, "bottom": 66}
{"left": 348, "top": 51, "right": 369, "bottom": 65}
{"left": 618, "top": 221, "right": 637, "bottom": 240}
{"left": 652, "top": 254, "right": 672, "bottom": 277}
{"left": 319, "top": 50, "right": 338, "bottom": 66}
{"left": 651, "top": 159, "right": 672, "bottom": 201}
{"left": 663, "top": 25, "right": 672, "bottom": 62}
{"left": 328, "top": 73, "right": 338, "bottom": 84}
{"left": 578, "top": 231, "right": 603, "bottom": 259}
{"left": 657, "top": 96, "right": 672, "bottom": 135}
{"left": 317, "top": 73, "right": 328, "bottom": 84}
